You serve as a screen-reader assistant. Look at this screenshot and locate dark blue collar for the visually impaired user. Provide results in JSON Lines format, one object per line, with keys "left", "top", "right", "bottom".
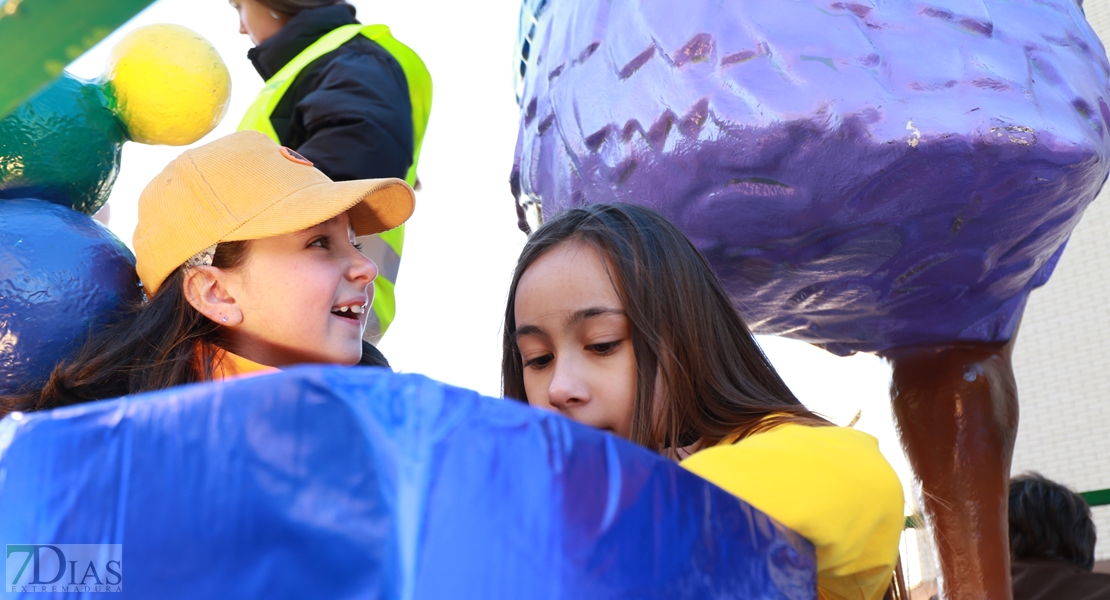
{"left": 247, "top": 4, "right": 359, "bottom": 81}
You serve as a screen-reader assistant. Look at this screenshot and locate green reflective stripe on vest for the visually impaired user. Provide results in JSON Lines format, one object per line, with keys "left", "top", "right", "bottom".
{"left": 238, "top": 24, "right": 432, "bottom": 339}
{"left": 362, "top": 25, "right": 432, "bottom": 189}
{"left": 376, "top": 224, "right": 405, "bottom": 263}
{"left": 237, "top": 23, "right": 432, "bottom": 186}
{"left": 373, "top": 275, "right": 397, "bottom": 336}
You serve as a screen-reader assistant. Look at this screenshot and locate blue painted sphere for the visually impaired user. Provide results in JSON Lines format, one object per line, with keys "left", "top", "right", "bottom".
{"left": 0, "top": 199, "right": 140, "bottom": 395}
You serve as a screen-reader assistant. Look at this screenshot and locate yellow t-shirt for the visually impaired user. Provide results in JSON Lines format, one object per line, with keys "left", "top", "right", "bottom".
{"left": 680, "top": 422, "right": 903, "bottom": 600}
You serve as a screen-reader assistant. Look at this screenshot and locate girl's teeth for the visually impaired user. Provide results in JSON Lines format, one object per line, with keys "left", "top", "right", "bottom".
{"left": 351, "top": 305, "right": 364, "bottom": 314}
{"left": 340, "top": 306, "right": 349, "bottom": 313}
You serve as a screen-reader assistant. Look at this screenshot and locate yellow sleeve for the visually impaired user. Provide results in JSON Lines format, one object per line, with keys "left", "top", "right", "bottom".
{"left": 680, "top": 424, "right": 904, "bottom": 600}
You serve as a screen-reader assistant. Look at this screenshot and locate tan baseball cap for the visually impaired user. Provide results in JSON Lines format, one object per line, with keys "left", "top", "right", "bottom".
{"left": 134, "top": 130, "right": 415, "bottom": 295}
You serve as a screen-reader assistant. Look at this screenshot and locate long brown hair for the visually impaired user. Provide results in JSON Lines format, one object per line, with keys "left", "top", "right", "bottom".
{"left": 0, "top": 241, "right": 250, "bottom": 419}
{"left": 502, "top": 204, "right": 829, "bottom": 456}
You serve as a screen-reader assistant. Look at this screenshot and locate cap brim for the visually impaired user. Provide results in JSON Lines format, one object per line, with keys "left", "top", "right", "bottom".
{"left": 223, "top": 177, "right": 414, "bottom": 242}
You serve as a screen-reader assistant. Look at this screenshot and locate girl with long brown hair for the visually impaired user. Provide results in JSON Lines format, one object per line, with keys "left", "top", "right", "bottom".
{"left": 503, "top": 203, "right": 905, "bottom": 600}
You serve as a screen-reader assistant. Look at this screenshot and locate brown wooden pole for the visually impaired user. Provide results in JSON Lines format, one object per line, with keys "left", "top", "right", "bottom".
{"left": 886, "top": 340, "right": 1018, "bottom": 600}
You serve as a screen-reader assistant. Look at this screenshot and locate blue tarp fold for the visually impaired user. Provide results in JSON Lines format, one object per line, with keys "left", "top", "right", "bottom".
{"left": 0, "top": 367, "right": 815, "bottom": 598}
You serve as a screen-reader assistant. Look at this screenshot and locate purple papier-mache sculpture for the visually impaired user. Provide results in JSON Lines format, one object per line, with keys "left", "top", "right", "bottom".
{"left": 512, "top": 0, "right": 1110, "bottom": 355}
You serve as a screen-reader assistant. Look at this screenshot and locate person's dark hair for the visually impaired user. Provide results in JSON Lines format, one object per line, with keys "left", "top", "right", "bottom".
{"left": 1009, "top": 472, "right": 1097, "bottom": 570}
{"left": 502, "top": 203, "right": 829, "bottom": 456}
{"left": 0, "top": 241, "right": 252, "bottom": 419}
{"left": 254, "top": 0, "right": 351, "bottom": 17}
{"left": 358, "top": 340, "right": 390, "bottom": 368}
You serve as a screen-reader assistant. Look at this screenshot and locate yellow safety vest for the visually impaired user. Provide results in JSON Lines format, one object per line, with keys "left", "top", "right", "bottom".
{"left": 238, "top": 23, "right": 432, "bottom": 341}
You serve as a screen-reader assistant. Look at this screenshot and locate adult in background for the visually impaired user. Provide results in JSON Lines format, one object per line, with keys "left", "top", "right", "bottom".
{"left": 230, "top": 0, "right": 432, "bottom": 357}
{"left": 1009, "top": 472, "right": 1110, "bottom": 600}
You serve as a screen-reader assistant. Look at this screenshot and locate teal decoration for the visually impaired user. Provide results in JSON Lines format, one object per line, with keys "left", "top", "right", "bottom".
{"left": 0, "top": 73, "right": 125, "bottom": 216}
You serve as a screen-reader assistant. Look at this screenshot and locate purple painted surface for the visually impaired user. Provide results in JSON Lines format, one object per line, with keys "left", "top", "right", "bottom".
{"left": 0, "top": 199, "right": 140, "bottom": 394}
{"left": 513, "top": 0, "right": 1110, "bottom": 355}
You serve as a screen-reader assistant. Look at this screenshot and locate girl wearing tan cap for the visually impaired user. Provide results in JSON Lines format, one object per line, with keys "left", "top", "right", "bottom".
{"left": 0, "top": 131, "right": 414, "bottom": 418}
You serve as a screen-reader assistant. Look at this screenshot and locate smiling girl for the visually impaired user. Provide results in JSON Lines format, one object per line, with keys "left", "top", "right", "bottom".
{"left": 503, "top": 204, "right": 905, "bottom": 600}
{"left": 0, "top": 131, "right": 413, "bottom": 417}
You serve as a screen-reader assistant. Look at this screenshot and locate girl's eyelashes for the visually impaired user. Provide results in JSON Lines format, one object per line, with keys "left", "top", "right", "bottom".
{"left": 309, "top": 235, "right": 362, "bottom": 254}
{"left": 523, "top": 353, "right": 554, "bottom": 369}
{"left": 587, "top": 340, "right": 622, "bottom": 355}
{"left": 520, "top": 340, "right": 622, "bottom": 369}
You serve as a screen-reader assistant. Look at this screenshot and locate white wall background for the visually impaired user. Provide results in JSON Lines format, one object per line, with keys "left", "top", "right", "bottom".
{"left": 1009, "top": 0, "right": 1110, "bottom": 561}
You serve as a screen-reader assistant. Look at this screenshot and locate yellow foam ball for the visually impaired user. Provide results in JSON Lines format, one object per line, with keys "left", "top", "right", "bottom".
{"left": 105, "top": 24, "right": 231, "bottom": 146}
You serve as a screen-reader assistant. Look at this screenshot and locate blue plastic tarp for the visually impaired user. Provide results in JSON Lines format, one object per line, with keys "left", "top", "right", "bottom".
{"left": 0, "top": 367, "right": 815, "bottom": 598}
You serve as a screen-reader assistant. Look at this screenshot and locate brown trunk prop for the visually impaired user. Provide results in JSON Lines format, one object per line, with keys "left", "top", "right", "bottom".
{"left": 887, "top": 341, "right": 1018, "bottom": 600}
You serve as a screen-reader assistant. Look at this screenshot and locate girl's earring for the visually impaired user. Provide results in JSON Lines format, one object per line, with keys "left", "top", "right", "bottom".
{"left": 270, "top": 10, "right": 281, "bottom": 19}
{"left": 222, "top": 316, "right": 229, "bottom": 323}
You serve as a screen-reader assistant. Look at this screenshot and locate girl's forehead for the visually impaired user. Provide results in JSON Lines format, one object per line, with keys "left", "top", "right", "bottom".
{"left": 526, "top": 240, "right": 606, "bottom": 280}
{"left": 517, "top": 241, "right": 624, "bottom": 317}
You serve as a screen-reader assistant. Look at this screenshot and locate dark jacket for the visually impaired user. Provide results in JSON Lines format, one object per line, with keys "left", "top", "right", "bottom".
{"left": 248, "top": 4, "right": 414, "bottom": 182}
{"left": 1012, "top": 559, "right": 1110, "bottom": 600}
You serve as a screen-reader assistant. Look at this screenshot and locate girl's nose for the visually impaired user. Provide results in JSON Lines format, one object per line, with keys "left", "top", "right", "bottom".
{"left": 350, "top": 250, "right": 378, "bottom": 285}
{"left": 547, "top": 358, "right": 587, "bottom": 412}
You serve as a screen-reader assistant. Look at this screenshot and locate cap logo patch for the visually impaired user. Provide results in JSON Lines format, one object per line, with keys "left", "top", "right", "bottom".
{"left": 279, "top": 146, "right": 314, "bottom": 167}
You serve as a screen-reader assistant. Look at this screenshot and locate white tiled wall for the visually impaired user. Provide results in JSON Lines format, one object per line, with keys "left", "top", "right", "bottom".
{"left": 1009, "top": 0, "right": 1110, "bottom": 560}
